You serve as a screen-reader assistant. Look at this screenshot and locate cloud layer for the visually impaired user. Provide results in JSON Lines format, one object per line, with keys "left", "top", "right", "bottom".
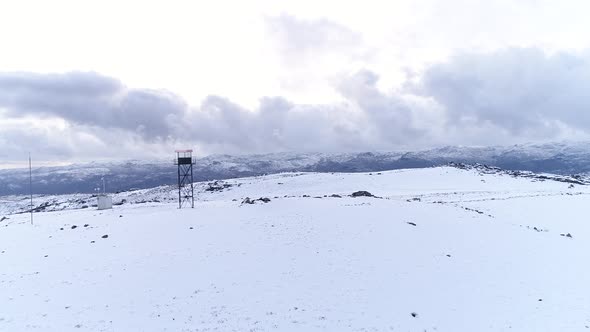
{"left": 1, "top": 48, "right": 590, "bottom": 163}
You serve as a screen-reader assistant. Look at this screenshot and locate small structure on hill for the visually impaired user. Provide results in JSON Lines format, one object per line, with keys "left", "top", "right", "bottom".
{"left": 97, "top": 195, "right": 113, "bottom": 210}
{"left": 96, "top": 177, "right": 113, "bottom": 210}
{"left": 174, "top": 149, "right": 196, "bottom": 208}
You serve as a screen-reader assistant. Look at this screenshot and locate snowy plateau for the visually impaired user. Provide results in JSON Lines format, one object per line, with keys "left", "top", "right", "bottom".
{"left": 1, "top": 166, "right": 590, "bottom": 331}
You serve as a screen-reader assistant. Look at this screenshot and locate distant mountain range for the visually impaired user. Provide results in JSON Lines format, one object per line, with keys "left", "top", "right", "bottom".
{"left": 1, "top": 141, "right": 589, "bottom": 196}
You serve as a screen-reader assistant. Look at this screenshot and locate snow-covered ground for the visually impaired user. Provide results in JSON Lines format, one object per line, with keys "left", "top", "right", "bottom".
{"left": 1, "top": 166, "right": 589, "bottom": 331}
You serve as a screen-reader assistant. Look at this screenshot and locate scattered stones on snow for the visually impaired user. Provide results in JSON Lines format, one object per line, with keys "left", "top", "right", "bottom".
{"left": 449, "top": 162, "right": 589, "bottom": 185}
{"left": 205, "top": 181, "right": 233, "bottom": 192}
{"left": 241, "top": 197, "right": 271, "bottom": 205}
{"left": 560, "top": 233, "right": 573, "bottom": 238}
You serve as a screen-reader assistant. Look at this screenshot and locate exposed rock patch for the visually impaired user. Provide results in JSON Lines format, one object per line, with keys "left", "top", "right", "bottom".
{"left": 351, "top": 191, "right": 373, "bottom": 198}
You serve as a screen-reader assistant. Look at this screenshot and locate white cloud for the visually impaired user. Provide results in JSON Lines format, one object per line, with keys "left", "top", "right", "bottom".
{"left": 2, "top": 1, "right": 590, "bottom": 164}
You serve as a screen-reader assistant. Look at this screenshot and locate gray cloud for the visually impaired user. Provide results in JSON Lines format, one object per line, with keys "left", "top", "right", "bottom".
{"left": 413, "top": 48, "right": 590, "bottom": 138}
{"left": 185, "top": 95, "right": 373, "bottom": 153}
{"left": 337, "top": 70, "right": 429, "bottom": 144}
{"left": 2, "top": 47, "right": 590, "bottom": 164}
{"left": 0, "top": 71, "right": 187, "bottom": 140}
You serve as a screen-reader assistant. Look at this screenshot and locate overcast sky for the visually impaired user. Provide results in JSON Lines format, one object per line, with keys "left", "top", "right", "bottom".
{"left": 1, "top": 0, "right": 590, "bottom": 167}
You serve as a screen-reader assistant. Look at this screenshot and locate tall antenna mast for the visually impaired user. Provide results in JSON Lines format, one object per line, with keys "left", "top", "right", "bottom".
{"left": 29, "top": 153, "right": 33, "bottom": 225}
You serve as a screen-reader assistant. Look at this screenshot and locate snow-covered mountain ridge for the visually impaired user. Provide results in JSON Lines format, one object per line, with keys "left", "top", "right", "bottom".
{"left": 2, "top": 163, "right": 588, "bottom": 217}
{"left": 1, "top": 141, "right": 590, "bottom": 196}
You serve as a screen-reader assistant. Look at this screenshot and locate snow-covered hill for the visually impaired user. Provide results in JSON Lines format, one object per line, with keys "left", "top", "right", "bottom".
{"left": 1, "top": 166, "right": 589, "bottom": 331}
{"left": 2, "top": 141, "right": 590, "bottom": 196}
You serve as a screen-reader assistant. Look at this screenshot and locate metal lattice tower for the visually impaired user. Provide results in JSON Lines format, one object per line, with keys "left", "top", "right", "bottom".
{"left": 174, "top": 149, "right": 195, "bottom": 208}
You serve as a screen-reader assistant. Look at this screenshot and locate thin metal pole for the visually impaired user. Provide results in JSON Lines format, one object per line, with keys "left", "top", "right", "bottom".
{"left": 177, "top": 153, "right": 181, "bottom": 209}
{"left": 190, "top": 161, "right": 194, "bottom": 208}
{"left": 29, "top": 153, "right": 33, "bottom": 225}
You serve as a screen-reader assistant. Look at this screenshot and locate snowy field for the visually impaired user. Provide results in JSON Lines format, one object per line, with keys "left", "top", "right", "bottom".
{"left": 1, "top": 166, "right": 590, "bottom": 331}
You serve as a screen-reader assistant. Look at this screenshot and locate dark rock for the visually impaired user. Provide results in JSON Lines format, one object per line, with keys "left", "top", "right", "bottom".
{"left": 83, "top": 224, "right": 89, "bottom": 227}
{"left": 411, "top": 312, "right": 418, "bottom": 318}
{"left": 71, "top": 225, "right": 77, "bottom": 229}
{"left": 101, "top": 235, "right": 109, "bottom": 239}
{"left": 351, "top": 191, "right": 373, "bottom": 197}
{"left": 119, "top": 215, "right": 123, "bottom": 218}
{"left": 407, "top": 222, "right": 417, "bottom": 226}
{"left": 0, "top": 217, "right": 8, "bottom": 222}
{"left": 205, "top": 181, "right": 233, "bottom": 192}
{"left": 81, "top": 205, "right": 88, "bottom": 209}
{"left": 242, "top": 197, "right": 255, "bottom": 204}
{"left": 242, "top": 197, "right": 271, "bottom": 204}
{"left": 330, "top": 194, "right": 342, "bottom": 198}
